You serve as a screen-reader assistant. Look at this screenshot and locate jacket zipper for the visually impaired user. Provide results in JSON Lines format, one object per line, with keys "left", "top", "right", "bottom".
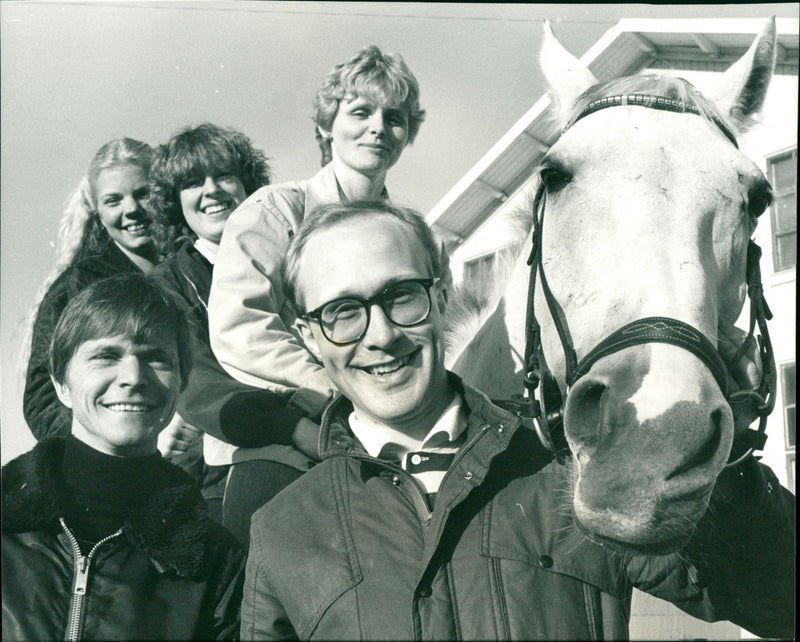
{"left": 60, "top": 518, "right": 124, "bottom": 641}
{"left": 436, "top": 423, "right": 492, "bottom": 492}
{"left": 182, "top": 272, "right": 207, "bottom": 311}
{"left": 353, "top": 455, "right": 433, "bottom": 523}
{"left": 351, "top": 424, "right": 493, "bottom": 527}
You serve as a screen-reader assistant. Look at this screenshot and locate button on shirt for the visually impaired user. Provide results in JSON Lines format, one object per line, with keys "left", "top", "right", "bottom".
{"left": 348, "top": 394, "right": 468, "bottom": 494}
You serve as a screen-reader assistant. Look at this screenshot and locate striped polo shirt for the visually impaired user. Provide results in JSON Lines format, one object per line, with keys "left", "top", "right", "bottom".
{"left": 348, "top": 393, "right": 468, "bottom": 495}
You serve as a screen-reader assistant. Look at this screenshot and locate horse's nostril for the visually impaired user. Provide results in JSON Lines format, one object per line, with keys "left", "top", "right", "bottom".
{"left": 565, "top": 380, "right": 606, "bottom": 452}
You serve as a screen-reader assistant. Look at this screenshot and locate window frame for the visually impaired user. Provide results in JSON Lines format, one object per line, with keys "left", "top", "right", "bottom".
{"left": 781, "top": 362, "right": 795, "bottom": 450}
{"left": 463, "top": 251, "right": 498, "bottom": 285}
{"left": 766, "top": 148, "right": 797, "bottom": 273}
{"left": 780, "top": 361, "right": 795, "bottom": 490}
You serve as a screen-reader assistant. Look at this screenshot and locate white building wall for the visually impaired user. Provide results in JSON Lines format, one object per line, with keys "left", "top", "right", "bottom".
{"left": 450, "top": 184, "right": 536, "bottom": 279}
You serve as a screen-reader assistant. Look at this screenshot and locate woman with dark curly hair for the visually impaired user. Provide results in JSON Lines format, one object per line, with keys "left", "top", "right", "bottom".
{"left": 150, "top": 123, "right": 319, "bottom": 532}
{"left": 150, "top": 123, "right": 272, "bottom": 255}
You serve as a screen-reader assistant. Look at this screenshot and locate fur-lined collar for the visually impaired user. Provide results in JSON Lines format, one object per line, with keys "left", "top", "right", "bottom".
{"left": 2, "top": 438, "right": 212, "bottom": 579}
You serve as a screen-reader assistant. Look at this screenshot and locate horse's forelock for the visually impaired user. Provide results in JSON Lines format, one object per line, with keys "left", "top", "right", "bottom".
{"left": 560, "top": 74, "right": 737, "bottom": 136}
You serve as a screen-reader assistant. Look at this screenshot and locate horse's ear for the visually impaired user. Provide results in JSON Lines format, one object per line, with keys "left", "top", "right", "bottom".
{"left": 540, "top": 20, "right": 598, "bottom": 124}
{"left": 706, "top": 16, "right": 777, "bottom": 131}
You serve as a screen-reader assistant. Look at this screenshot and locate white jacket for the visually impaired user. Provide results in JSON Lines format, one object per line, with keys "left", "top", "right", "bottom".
{"left": 209, "top": 164, "right": 345, "bottom": 419}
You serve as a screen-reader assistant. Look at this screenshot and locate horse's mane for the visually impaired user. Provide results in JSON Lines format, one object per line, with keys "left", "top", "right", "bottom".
{"left": 444, "top": 195, "right": 535, "bottom": 354}
{"left": 560, "top": 73, "right": 741, "bottom": 135}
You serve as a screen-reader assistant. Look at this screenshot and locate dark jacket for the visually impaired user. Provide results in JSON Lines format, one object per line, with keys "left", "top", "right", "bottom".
{"left": 151, "top": 240, "right": 312, "bottom": 473}
{"left": 24, "top": 241, "right": 141, "bottom": 440}
{"left": 242, "top": 377, "right": 795, "bottom": 640}
{"left": 2, "top": 438, "right": 245, "bottom": 641}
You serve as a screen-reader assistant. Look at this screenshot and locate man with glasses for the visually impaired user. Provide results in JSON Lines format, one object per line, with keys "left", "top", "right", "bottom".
{"left": 240, "top": 201, "right": 794, "bottom": 640}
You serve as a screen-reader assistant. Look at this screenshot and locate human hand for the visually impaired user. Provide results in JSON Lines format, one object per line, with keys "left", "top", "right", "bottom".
{"left": 158, "top": 412, "right": 202, "bottom": 457}
{"left": 718, "top": 323, "right": 762, "bottom": 435}
{"left": 292, "top": 417, "right": 321, "bottom": 461}
{"left": 718, "top": 323, "right": 761, "bottom": 390}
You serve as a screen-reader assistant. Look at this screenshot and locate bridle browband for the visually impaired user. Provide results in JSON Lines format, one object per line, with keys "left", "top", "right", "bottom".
{"left": 505, "top": 94, "right": 776, "bottom": 467}
{"left": 564, "top": 94, "right": 740, "bottom": 148}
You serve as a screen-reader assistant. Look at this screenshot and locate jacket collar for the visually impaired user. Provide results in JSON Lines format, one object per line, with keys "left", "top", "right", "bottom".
{"left": 1, "top": 438, "right": 213, "bottom": 579}
{"left": 303, "top": 163, "right": 390, "bottom": 217}
{"left": 150, "top": 239, "right": 213, "bottom": 309}
{"left": 172, "top": 237, "right": 210, "bottom": 269}
{"left": 317, "top": 373, "right": 522, "bottom": 462}
{"left": 75, "top": 239, "right": 142, "bottom": 277}
{"left": 176, "top": 240, "right": 213, "bottom": 288}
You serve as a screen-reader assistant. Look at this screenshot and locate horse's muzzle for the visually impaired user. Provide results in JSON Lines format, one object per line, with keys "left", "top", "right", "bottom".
{"left": 563, "top": 344, "right": 734, "bottom": 549}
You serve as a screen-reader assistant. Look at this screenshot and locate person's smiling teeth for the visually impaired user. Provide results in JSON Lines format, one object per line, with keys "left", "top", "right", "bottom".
{"left": 364, "top": 353, "right": 413, "bottom": 376}
{"left": 104, "top": 402, "right": 154, "bottom": 412}
{"left": 124, "top": 221, "right": 149, "bottom": 232}
{"left": 204, "top": 203, "right": 230, "bottom": 215}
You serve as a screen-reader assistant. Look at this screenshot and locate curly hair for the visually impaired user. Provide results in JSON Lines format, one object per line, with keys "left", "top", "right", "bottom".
{"left": 313, "top": 46, "right": 426, "bottom": 166}
{"left": 149, "top": 123, "right": 272, "bottom": 257}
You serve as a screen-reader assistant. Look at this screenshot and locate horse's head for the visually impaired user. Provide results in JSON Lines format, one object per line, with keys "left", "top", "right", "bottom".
{"left": 533, "top": 19, "right": 777, "bottom": 553}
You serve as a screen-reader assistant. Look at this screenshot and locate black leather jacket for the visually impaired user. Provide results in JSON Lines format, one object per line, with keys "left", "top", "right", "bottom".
{"left": 2, "top": 438, "right": 245, "bottom": 640}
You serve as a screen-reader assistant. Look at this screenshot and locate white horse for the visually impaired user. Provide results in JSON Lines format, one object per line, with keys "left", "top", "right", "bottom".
{"left": 448, "top": 19, "right": 777, "bottom": 553}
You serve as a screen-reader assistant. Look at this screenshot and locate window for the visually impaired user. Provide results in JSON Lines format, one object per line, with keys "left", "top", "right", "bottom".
{"left": 782, "top": 363, "right": 795, "bottom": 449}
{"left": 767, "top": 150, "right": 797, "bottom": 272}
{"left": 464, "top": 252, "right": 497, "bottom": 285}
{"left": 781, "top": 363, "right": 795, "bottom": 489}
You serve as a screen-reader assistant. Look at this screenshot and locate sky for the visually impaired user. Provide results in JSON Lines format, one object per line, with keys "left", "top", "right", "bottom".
{"left": 2, "top": 1, "right": 797, "bottom": 463}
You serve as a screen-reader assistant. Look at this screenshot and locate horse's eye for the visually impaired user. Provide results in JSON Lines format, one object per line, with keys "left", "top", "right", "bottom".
{"left": 747, "top": 177, "right": 773, "bottom": 219}
{"left": 540, "top": 163, "right": 571, "bottom": 193}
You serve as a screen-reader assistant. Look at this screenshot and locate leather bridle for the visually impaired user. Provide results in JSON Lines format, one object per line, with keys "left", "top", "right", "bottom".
{"left": 505, "top": 94, "right": 776, "bottom": 467}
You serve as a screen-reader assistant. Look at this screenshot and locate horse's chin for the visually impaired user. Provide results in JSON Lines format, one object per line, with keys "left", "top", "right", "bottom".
{"left": 570, "top": 476, "right": 712, "bottom": 556}
{"left": 572, "top": 515, "right": 695, "bottom": 556}
{"left": 568, "top": 455, "right": 718, "bottom": 556}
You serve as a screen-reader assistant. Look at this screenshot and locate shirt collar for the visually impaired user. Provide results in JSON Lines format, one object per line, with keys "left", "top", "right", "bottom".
{"left": 348, "top": 393, "right": 467, "bottom": 459}
{"left": 305, "top": 163, "right": 390, "bottom": 216}
{"left": 193, "top": 238, "right": 217, "bottom": 265}
{"left": 304, "top": 163, "right": 342, "bottom": 216}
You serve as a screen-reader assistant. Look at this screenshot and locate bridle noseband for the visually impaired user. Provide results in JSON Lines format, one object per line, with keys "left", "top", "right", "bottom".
{"left": 505, "top": 94, "right": 776, "bottom": 467}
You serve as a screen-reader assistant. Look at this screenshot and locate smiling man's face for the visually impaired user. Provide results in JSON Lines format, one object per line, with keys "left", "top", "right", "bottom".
{"left": 297, "top": 214, "right": 452, "bottom": 436}
{"left": 53, "top": 333, "right": 181, "bottom": 457}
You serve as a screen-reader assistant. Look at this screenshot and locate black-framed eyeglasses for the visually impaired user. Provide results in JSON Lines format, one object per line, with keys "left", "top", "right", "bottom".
{"left": 302, "top": 278, "right": 439, "bottom": 346}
